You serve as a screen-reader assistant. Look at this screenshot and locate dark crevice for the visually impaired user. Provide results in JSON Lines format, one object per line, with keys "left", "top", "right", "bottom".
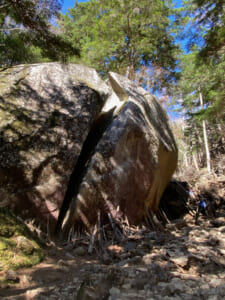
{"left": 55, "top": 107, "right": 115, "bottom": 236}
{"left": 159, "top": 180, "right": 189, "bottom": 220}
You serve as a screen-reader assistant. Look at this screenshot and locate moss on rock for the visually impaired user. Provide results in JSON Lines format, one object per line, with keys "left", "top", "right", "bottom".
{"left": 0, "top": 208, "right": 44, "bottom": 282}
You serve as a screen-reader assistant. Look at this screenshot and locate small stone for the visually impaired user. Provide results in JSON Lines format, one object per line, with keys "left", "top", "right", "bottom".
{"left": 120, "top": 252, "right": 130, "bottom": 259}
{"left": 122, "top": 283, "right": 131, "bottom": 289}
{"left": 21, "top": 274, "right": 32, "bottom": 285}
{"left": 16, "top": 236, "right": 34, "bottom": 254}
{"left": 208, "top": 296, "right": 220, "bottom": 300}
{"left": 218, "top": 272, "right": 225, "bottom": 279}
{"left": 210, "top": 255, "right": 225, "bottom": 266}
{"left": 207, "top": 237, "right": 220, "bottom": 246}
{"left": 39, "top": 295, "right": 49, "bottom": 300}
{"left": 217, "top": 285, "right": 225, "bottom": 296}
{"left": 117, "top": 260, "right": 128, "bottom": 268}
{"left": 59, "top": 265, "right": 70, "bottom": 272}
{"left": 173, "top": 219, "right": 187, "bottom": 229}
{"left": 73, "top": 246, "right": 86, "bottom": 256}
{"left": 166, "top": 224, "right": 177, "bottom": 231}
{"left": 26, "top": 287, "right": 45, "bottom": 299}
{"left": 169, "top": 277, "right": 186, "bottom": 294}
{"left": 109, "top": 287, "right": 121, "bottom": 295}
{"left": 218, "top": 248, "right": 225, "bottom": 255}
{"left": 102, "top": 253, "right": 111, "bottom": 264}
{"left": 48, "top": 248, "right": 57, "bottom": 256}
{"left": 65, "top": 252, "right": 74, "bottom": 259}
{"left": 57, "top": 259, "right": 69, "bottom": 266}
{"left": 209, "top": 278, "right": 223, "bottom": 287}
{"left": 143, "top": 254, "right": 152, "bottom": 265}
{"left": 82, "top": 287, "right": 98, "bottom": 300}
{"left": 171, "top": 256, "right": 188, "bottom": 268}
{"left": 210, "top": 219, "right": 225, "bottom": 228}
{"left": 136, "top": 267, "right": 148, "bottom": 272}
{"left": 123, "top": 241, "right": 137, "bottom": 252}
{"left": 219, "top": 226, "right": 225, "bottom": 233}
{"left": 108, "top": 245, "right": 124, "bottom": 257}
{"left": 205, "top": 287, "right": 219, "bottom": 297}
{"left": 185, "top": 280, "right": 197, "bottom": 288}
{"left": 128, "top": 256, "right": 143, "bottom": 266}
{"left": 64, "top": 243, "right": 74, "bottom": 250}
{"left": 5, "top": 269, "right": 19, "bottom": 283}
{"left": 146, "top": 232, "right": 157, "bottom": 240}
{"left": 131, "top": 277, "right": 149, "bottom": 290}
{"left": 157, "top": 282, "right": 171, "bottom": 296}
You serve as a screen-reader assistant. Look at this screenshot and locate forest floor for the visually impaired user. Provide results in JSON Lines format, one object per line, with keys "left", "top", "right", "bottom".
{"left": 1, "top": 209, "right": 225, "bottom": 300}
{"left": 0, "top": 172, "right": 225, "bottom": 300}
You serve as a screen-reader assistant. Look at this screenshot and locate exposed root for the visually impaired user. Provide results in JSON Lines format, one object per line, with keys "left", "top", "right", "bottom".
{"left": 88, "top": 224, "right": 98, "bottom": 254}
{"left": 22, "top": 173, "right": 225, "bottom": 256}
{"left": 62, "top": 205, "right": 173, "bottom": 255}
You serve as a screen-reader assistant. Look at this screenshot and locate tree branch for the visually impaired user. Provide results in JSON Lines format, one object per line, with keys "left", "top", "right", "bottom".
{"left": 0, "top": 4, "right": 9, "bottom": 9}
{"left": 0, "top": 27, "right": 25, "bottom": 31}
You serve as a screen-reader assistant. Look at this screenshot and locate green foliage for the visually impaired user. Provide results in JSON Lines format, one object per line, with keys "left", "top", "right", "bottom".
{"left": 58, "top": 0, "right": 179, "bottom": 91}
{"left": 175, "top": 0, "right": 225, "bottom": 120}
{"left": 173, "top": 48, "right": 225, "bottom": 172}
{"left": 190, "top": 0, "right": 225, "bottom": 60}
{"left": 0, "top": 0, "right": 79, "bottom": 66}
{"left": 0, "top": 30, "right": 49, "bottom": 66}
{"left": 175, "top": 50, "right": 225, "bottom": 123}
{"left": 0, "top": 208, "right": 44, "bottom": 281}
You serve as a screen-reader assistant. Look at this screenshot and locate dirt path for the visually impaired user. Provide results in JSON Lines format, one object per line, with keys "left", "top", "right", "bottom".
{"left": 1, "top": 213, "right": 225, "bottom": 300}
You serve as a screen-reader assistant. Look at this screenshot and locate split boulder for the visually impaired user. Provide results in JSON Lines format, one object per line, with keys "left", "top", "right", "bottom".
{"left": 60, "top": 72, "right": 178, "bottom": 235}
{"left": 0, "top": 63, "right": 178, "bottom": 236}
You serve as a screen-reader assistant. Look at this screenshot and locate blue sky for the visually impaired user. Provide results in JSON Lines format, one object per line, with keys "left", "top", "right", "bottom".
{"left": 60, "top": 0, "right": 183, "bottom": 120}
{"left": 62, "top": 0, "right": 182, "bottom": 13}
{"left": 62, "top": 0, "right": 87, "bottom": 14}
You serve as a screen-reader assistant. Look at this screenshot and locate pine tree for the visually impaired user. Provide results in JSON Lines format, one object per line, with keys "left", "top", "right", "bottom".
{"left": 181, "top": 0, "right": 225, "bottom": 117}
{"left": 0, "top": 0, "right": 79, "bottom": 66}
{"left": 191, "top": 0, "right": 225, "bottom": 59}
{"left": 174, "top": 50, "right": 225, "bottom": 173}
{"left": 58, "top": 0, "right": 179, "bottom": 91}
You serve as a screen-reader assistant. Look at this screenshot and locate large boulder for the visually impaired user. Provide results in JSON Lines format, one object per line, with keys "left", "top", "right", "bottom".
{"left": 1, "top": 64, "right": 178, "bottom": 237}
{"left": 0, "top": 63, "right": 108, "bottom": 230}
{"left": 60, "top": 72, "right": 178, "bottom": 235}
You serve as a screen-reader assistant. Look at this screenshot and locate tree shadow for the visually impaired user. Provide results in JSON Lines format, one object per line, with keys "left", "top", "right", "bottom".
{"left": 0, "top": 65, "right": 103, "bottom": 232}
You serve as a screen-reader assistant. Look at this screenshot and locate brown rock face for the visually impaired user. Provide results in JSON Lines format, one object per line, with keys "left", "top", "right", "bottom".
{"left": 0, "top": 64, "right": 178, "bottom": 236}
{"left": 60, "top": 72, "right": 178, "bottom": 235}
{"left": 0, "top": 63, "right": 107, "bottom": 230}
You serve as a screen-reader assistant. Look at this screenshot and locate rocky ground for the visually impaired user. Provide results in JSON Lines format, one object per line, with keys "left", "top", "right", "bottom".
{"left": 1, "top": 210, "right": 225, "bottom": 300}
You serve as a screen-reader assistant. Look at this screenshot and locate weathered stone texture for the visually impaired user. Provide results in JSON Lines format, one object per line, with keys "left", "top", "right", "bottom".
{"left": 0, "top": 63, "right": 107, "bottom": 228}
{"left": 0, "top": 64, "right": 178, "bottom": 235}
{"left": 61, "top": 72, "right": 178, "bottom": 233}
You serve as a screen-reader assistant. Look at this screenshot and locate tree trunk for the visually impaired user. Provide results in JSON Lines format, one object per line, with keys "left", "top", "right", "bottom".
{"left": 181, "top": 119, "right": 189, "bottom": 168}
{"left": 193, "top": 152, "right": 199, "bottom": 170}
{"left": 126, "top": 65, "right": 135, "bottom": 81}
{"left": 184, "top": 150, "right": 189, "bottom": 168}
{"left": 199, "top": 89, "right": 211, "bottom": 173}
